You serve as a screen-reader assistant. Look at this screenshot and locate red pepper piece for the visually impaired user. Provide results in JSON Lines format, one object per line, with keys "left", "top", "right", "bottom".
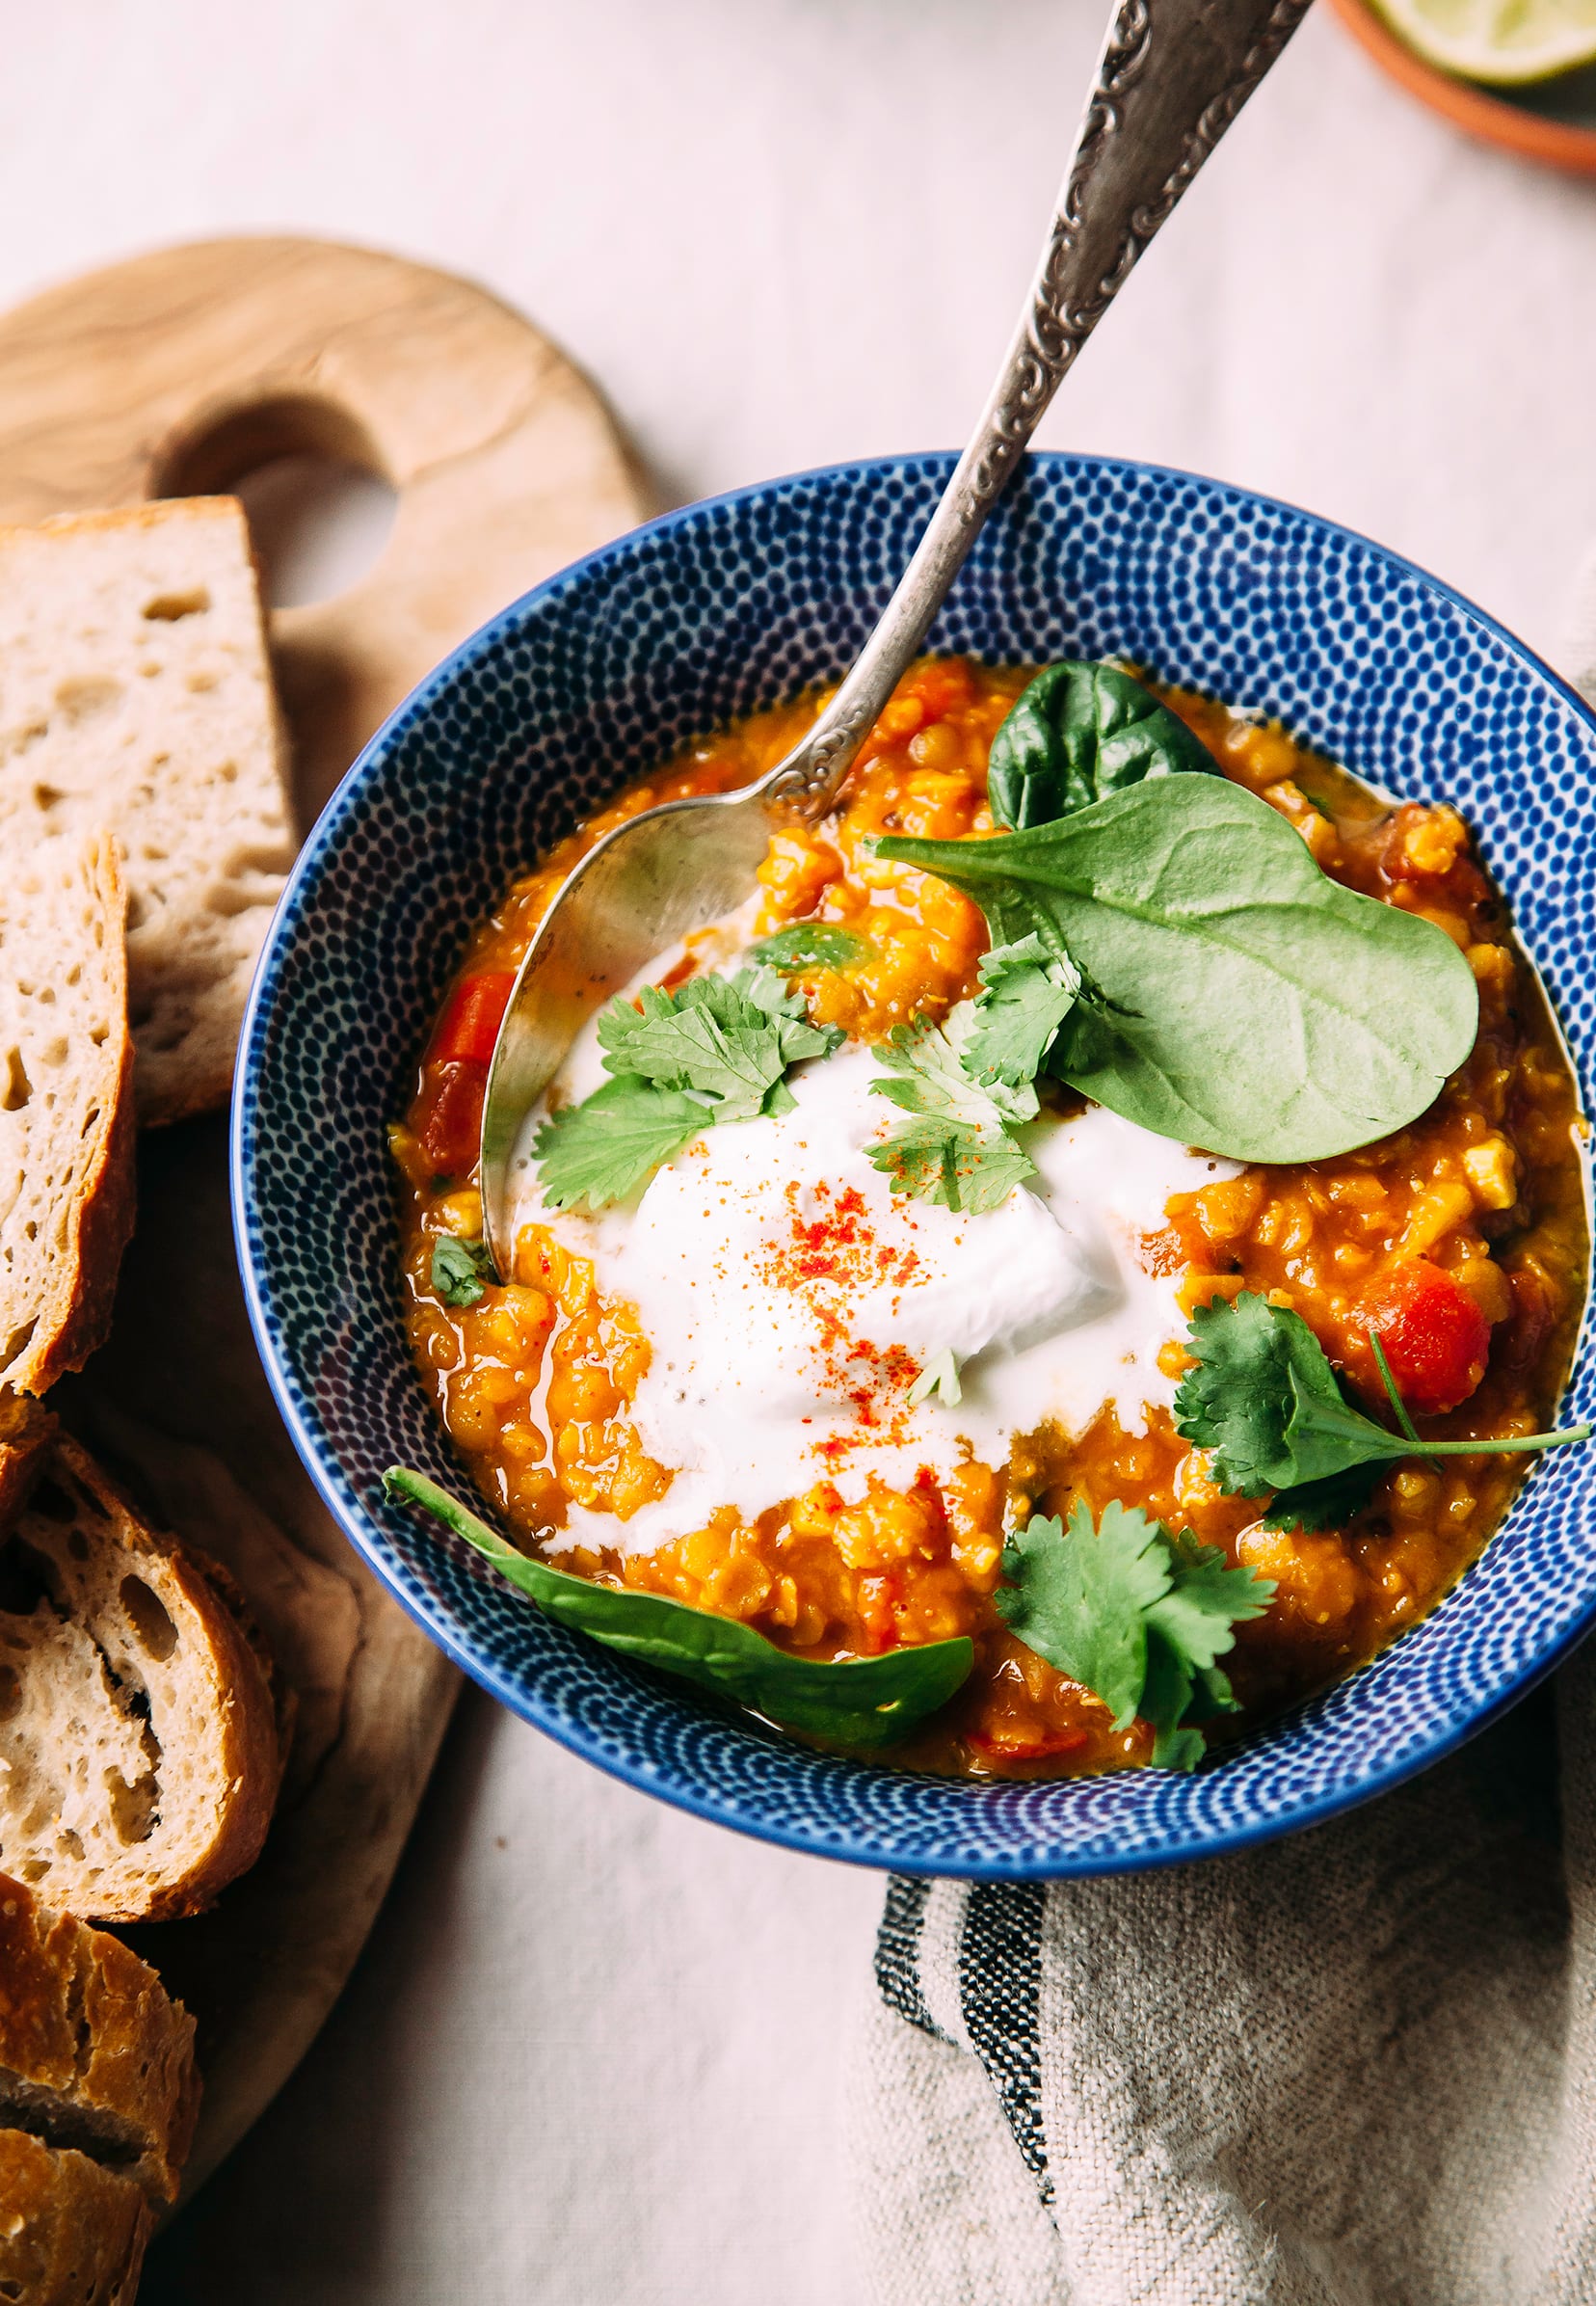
{"left": 431, "top": 971, "right": 516, "bottom": 1068}
{"left": 970, "top": 1725, "right": 1091, "bottom": 1764}
{"left": 1364, "top": 1259, "right": 1491, "bottom": 1416}
{"left": 417, "top": 1059, "right": 487, "bottom": 1177}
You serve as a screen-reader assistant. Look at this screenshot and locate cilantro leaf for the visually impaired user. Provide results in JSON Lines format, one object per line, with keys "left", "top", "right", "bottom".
{"left": 748, "top": 924, "right": 870, "bottom": 972}
{"left": 431, "top": 1234, "right": 494, "bottom": 1307}
{"left": 866, "top": 1014, "right": 1037, "bottom": 1213}
{"left": 537, "top": 966, "right": 844, "bottom": 1211}
{"left": 1141, "top": 1529, "right": 1274, "bottom": 1769}
{"left": 906, "top": 1347, "right": 962, "bottom": 1408}
{"left": 1175, "top": 1290, "right": 1592, "bottom": 1528}
{"left": 595, "top": 969, "right": 838, "bottom": 1125}
{"left": 872, "top": 1012, "right": 1038, "bottom": 1131}
{"left": 996, "top": 1500, "right": 1172, "bottom": 1730}
{"left": 1142, "top": 1629, "right": 1209, "bottom": 1773}
{"left": 1184, "top": 1661, "right": 1240, "bottom": 1722}
{"left": 1173, "top": 1291, "right": 1393, "bottom": 1497}
{"left": 995, "top": 1499, "right": 1275, "bottom": 1771}
{"left": 962, "top": 934, "right": 1081, "bottom": 1088}
{"left": 533, "top": 1078, "right": 707, "bottom": 1213}
{"left": 1260, "top": 1463, "right": 1384, "bottom": 1533}
{"left": 737, "top": 965, "right": 846, "bottom": 1078}
{"left": 1147, "top": 1528, "right": 1275, "bottom": 1669}
{"left": 868, "top": 1116, "right": 1034, "bottom": 1214}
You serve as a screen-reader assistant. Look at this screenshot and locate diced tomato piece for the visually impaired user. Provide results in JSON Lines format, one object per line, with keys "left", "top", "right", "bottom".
{"left": 1363, "top": 1259, "right": 1491, "bottom": 1416}
{"left": 431, "top": 971, "right": 515, "bottom": 1067}
{"left": 417, "top": 1059, "right": 486, "bottom": 1177}
{"left": 970, "top": 1725, "right": 1090, "bottom": 1764}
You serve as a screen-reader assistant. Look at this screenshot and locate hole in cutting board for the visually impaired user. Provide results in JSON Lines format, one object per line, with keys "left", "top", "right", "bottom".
{"left": 155, "top": 392, "right": 398, "bottom": 609}
{"left": 231, "top": 454, "right": 396, "bottom": 607}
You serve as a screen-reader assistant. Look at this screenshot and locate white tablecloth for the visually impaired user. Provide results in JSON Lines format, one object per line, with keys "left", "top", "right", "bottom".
{"left": 5, "top": 4, "right": 1595, "bottom": 2298}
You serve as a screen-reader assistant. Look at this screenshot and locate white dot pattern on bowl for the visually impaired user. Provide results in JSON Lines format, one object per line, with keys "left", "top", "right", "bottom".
{"left": 235, "top": 453, "right": 1596, "bottom": 1878}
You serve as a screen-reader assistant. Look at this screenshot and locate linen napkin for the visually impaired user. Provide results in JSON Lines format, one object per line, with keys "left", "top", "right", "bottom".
{"left": 845, "top": 610, "right": 1596, "bottom": 2306}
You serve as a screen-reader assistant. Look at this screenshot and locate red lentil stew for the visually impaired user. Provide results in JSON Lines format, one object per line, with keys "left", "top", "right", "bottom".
{"left": 390, "top": 656, "right": 1589, "bottom": 1778}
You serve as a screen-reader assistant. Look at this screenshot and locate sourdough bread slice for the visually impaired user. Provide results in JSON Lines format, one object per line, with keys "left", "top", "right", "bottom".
{"left": 0, "top": 1870, "right": 199, "bottom": 2210}
{"left": 0, "top": 2129, "right": 151, "bottom": 2304}
{"left": 0, "top": 1395, "right": 55, "bottom": 1529}
{"left": 0, "top": 498, "right": 295, "bottom": 1124}
{"left": 0, "top": 1436, "right": 288, "bottom": 1924}
{"left": 0, "top": 837, "right": 135, "bottom": 1397}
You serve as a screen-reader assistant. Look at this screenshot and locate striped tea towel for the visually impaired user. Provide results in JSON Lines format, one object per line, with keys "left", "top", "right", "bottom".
{"left": 844, "top": 603, "right": 1596, "bottom": 2306}
{"left": 848, "top": 1643, "right": 1596, "bottom": 2306}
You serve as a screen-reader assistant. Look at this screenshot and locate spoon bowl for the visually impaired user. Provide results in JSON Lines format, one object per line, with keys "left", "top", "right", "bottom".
{"left": 480, "top": 785, "right": 780, "bottom": 1261}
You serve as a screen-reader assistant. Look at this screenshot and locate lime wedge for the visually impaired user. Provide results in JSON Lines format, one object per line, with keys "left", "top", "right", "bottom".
{"left": 1370, "top": 0, "right": 1596, "bottom": 82}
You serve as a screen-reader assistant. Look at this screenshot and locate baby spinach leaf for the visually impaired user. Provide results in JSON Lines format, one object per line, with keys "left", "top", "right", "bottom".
{"left": 877, "top": 776, "right": 1480, "bottom": 1164}
{"left": 430, "top": 1235, "right": 494, "bottom": 1308}
{"left": 749, "top": 924, "right": 870, "bottom": 972}
{"left": 995, "top": 1500, "right": 1274, "bottom": 1771}
{"left": 1174, "top": 1291, "right": 1591, "bottom": 1531}
{"left": 384, "top": 1469, "right": 973, "bottom": 1748}
{"left": 987, "top": 660, "right": 1221, "bottom": 831}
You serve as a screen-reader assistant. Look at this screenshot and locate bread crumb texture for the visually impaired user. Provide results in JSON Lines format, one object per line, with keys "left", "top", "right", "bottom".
{"left": 0, "top": 1396, "right": 54, "bottom": 1531}
{"left": 0, "top": 1436, "right": 285, "bottom": 1923}
{"left": 0, "top": 498, "right": 296, "bottom": 1123}
{"left": 0, "top": 839, "right": 135, "bottom": 1395}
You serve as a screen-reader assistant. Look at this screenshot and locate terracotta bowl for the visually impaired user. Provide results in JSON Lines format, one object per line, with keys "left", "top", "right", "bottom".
{"left": 1331, "top": 0, "right": 1596, "bottom": 176}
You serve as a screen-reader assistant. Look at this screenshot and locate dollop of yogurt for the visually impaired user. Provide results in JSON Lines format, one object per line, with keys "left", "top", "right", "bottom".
{"left": 511, "top": 1034, "right": 1237, "bottom": 1556}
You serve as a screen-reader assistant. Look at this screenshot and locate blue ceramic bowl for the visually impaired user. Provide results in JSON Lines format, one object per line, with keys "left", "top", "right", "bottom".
{"left": 234, "top": 453, "right": 1596, "bottom": 1878}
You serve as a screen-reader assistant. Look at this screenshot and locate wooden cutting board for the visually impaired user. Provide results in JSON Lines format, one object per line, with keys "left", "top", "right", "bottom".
{"left": 0, "top": 235, "right": 652, "bottom": 2192}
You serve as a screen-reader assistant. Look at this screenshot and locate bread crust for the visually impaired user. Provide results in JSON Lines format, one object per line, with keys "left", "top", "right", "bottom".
{"left": 0, "top": 1395, "right": 56, "bottom": 1530}
{"left": 0, "top": 837, "right": 137, "bottom": 1399}
{"left": 0, "top": 1436, "right": 288, "bottom": 1923}
{"left": 180, "top": 1537, "right": 300, "bottom": 1781}
{"left": 0, "top": 2129, "right": 152, "bottom": 2306}
{"left": 0, "top": 1872, "right": 199, "bottom": 2207}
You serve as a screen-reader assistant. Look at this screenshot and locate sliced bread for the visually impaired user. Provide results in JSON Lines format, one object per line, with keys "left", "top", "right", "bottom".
{"left": 0, "top": 1870, "right": 199, "bottom": 2210}
{"left": 0, "top": 836, "right": 135, "bottom": 1398}
{"left": 0, "top": 1435, "right": 288, "bottom": 1924}
{"left": 0, "top": 497, "right": 296, "bottom": 1124}
{"left": 0, "top": 2128, "right": 151, "bottom": 2304}
{"left": 0, "top": 1394, "right": 55, "bottom": 1529}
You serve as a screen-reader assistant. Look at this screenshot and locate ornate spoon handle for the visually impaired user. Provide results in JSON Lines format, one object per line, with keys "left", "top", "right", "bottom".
{"left": 768, "top": 0, "right": 1313, "bottom": 812}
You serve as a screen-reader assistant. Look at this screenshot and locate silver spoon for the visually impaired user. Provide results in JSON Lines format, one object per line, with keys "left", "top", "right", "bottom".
{"left": 480, "top": 0, "right": 1312, "bottom": 1271}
